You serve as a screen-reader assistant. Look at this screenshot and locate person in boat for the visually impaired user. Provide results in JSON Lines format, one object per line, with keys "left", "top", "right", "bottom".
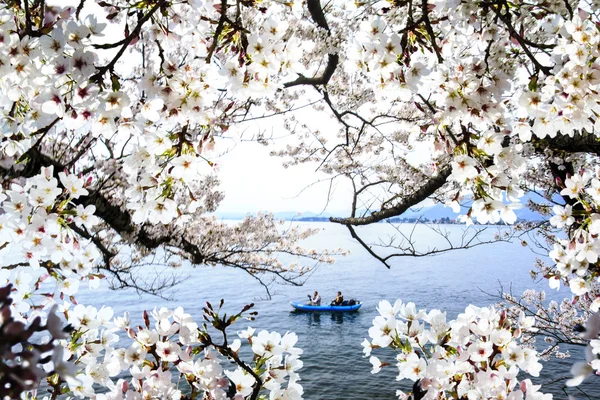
{"left": 332, "top": 291, "right": 344, "bottom": 306}
{"left": 308, "top": 291, "right": 321, "bottom": 306}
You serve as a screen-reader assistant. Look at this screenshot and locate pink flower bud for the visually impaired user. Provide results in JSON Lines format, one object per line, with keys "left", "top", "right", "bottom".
{"left": 143, "top": 310, "right": 150, "bottom": 328}
{"left": 126, "top": 327, "right": 136, "bottom": 339}
{"left": 217, "top": 377, "right": 229, "bottom": 388}
{"left": 58, "top": 7, "right": 74, "bottom": 18}
{"left": 420, "top": 378, "right": 433, "bottom": 390}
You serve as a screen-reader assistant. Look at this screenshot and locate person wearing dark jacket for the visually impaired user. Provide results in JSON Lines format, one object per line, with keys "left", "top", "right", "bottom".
{"left": 332, "top": 291, "right": 344, "bottom": 305}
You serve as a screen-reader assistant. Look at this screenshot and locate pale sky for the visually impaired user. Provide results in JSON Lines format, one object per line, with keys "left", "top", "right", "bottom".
{"left": 214, "top": 117, "right": 433, "bottom": 214}
{"left": 215, "top": 139, "right": 353, "bottom": 214}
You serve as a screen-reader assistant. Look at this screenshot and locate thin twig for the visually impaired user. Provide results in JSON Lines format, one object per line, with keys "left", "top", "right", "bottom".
{"left": 206, "top": 0, "right": 227, "bottom": 63}
{"left": 91, "top": 0, "right": 168, "bottom": 82}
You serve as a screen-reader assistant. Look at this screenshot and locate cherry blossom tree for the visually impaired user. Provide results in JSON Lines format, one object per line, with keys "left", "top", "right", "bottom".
{"left": 0, "top": 0, "right": 331, "bottom": 397}
{"left": 2, "top": 0, "right": 600, "bottom": 398}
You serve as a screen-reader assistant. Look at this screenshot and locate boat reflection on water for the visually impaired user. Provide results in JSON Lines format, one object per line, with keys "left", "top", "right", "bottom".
{"left": 290, "top": 309, "right": 359, "bottom": 325}
{"left": 330, "top": 311, "right": 358, "bottom": 324}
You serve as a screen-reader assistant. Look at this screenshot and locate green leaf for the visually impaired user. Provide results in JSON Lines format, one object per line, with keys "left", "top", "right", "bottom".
{"left": 528, "top": 76, "right": 538, "bottom": 92}
{"left": 111, "top": 73, "right": 121, "bottom": 91}
{"left": 60, "top": 209, "right": 78, "bottom": 216}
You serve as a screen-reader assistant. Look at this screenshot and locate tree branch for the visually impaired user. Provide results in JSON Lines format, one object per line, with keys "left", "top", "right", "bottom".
{"left": 491, "top": 2, "right": 553, "bottom": 75}
{"left": 91, "top": 0, "right": 168, "bottom": 82}
{"left": 534, "top": 132, "right": 600, "bottom": 156}
{"left": 421, "top": 0, "right": 443, "bottom": 63}
{"left": 283, "top": 0, "right": 339, "bottom": 88}
{"left": 330, "top": 165, "right": 452, "bottom": 225}
{"left": 75, "top": 0, "right": 86, "bottom": 19}
{"left": 205, "top": 0, "right": 227, "bottom": 64}
{"left": 345, "top": 224, "right": 392, "bottom": 268}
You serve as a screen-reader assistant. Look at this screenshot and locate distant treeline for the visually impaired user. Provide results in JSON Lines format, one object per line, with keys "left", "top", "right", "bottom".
{"left": 295, "top": 217, "right": 459, "bottom": 223}
{"left": 295, "top": 216, "right": 538, "bottom": 224}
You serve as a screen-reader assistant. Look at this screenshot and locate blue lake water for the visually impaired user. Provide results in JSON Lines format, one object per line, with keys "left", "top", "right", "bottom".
{"left": 75, "top": 222, "right": 598, "bottom": 398}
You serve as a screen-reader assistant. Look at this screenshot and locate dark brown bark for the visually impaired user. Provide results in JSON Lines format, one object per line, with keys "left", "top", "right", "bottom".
{"left": 284, "top": 0, "right": 339, "bottom": 88}
{"left": 330, "top": 165, "right": 452, "bottom": 225}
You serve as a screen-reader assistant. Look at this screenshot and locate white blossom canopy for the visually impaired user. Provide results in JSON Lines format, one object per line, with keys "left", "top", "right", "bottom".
{"left": 2, "top": 0, "right": 600, "bottom": 397}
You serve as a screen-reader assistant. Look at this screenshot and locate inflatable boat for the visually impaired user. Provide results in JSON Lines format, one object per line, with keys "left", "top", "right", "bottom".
{"left": 290, "top": 301, "right": 362, "bottom": 312}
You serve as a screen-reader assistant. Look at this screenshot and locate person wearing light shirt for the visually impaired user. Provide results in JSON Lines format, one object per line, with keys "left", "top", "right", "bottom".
{"left": 309, "top": 291, "right": 321, "bottom": 306}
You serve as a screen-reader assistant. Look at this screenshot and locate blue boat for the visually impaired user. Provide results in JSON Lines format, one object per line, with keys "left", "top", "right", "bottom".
{"left": 290, "top": 301, "right": 362, "bottom": 312}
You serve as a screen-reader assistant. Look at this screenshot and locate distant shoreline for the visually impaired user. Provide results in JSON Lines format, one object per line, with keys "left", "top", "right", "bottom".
{"left": 216, "top": 215, "right": 541, "bottom": 224}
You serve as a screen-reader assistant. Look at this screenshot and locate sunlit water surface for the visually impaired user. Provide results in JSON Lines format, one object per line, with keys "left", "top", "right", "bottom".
{"left": 76, "top": 222, "right": 598, "bottom": 399}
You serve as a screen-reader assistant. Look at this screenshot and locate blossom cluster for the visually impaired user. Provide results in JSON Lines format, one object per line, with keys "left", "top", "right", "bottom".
{"left": 547, "top": 169, "right": 600, "bottom": 301}
{"left": 330, "top": 2, "right": 600, "bottom": 227}
{"left": 0, "top": 167, "right": 101, "bottom": 314}
{"left": 540, "top": 168, "right": 600, "bottom": 384}
{"left": 0, "top": 8, "right": 105, "bottom": 162}
{"left": 53, "top": 304, "right": 304, "bottom": 400}
{"left": 501, "top": 288, "right": 586, "bottom": 361}
{"left": 96, "top": 0, "right": 305, "bottom": 225}
{"left": 364, "top": 300, "right": 549, "bottom": 399}
{"left": 0, "top": 1, "right": 307, "bottom": 227}
{"left": 498, "top": 288, "right": 600, "bottom": 388}
{"left": 0, "top": 3, "right": 211, "bottom": 225}
{"left": 579, "top": 312, "right": 600, "bottom": 385}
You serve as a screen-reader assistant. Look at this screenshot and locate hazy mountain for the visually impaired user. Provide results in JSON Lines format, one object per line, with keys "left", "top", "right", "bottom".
{"left": 214, "top": 192, "right": 555, "bottom": 222}
{"left": 385, "top": 191, "right": 552, "bottom": 221}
